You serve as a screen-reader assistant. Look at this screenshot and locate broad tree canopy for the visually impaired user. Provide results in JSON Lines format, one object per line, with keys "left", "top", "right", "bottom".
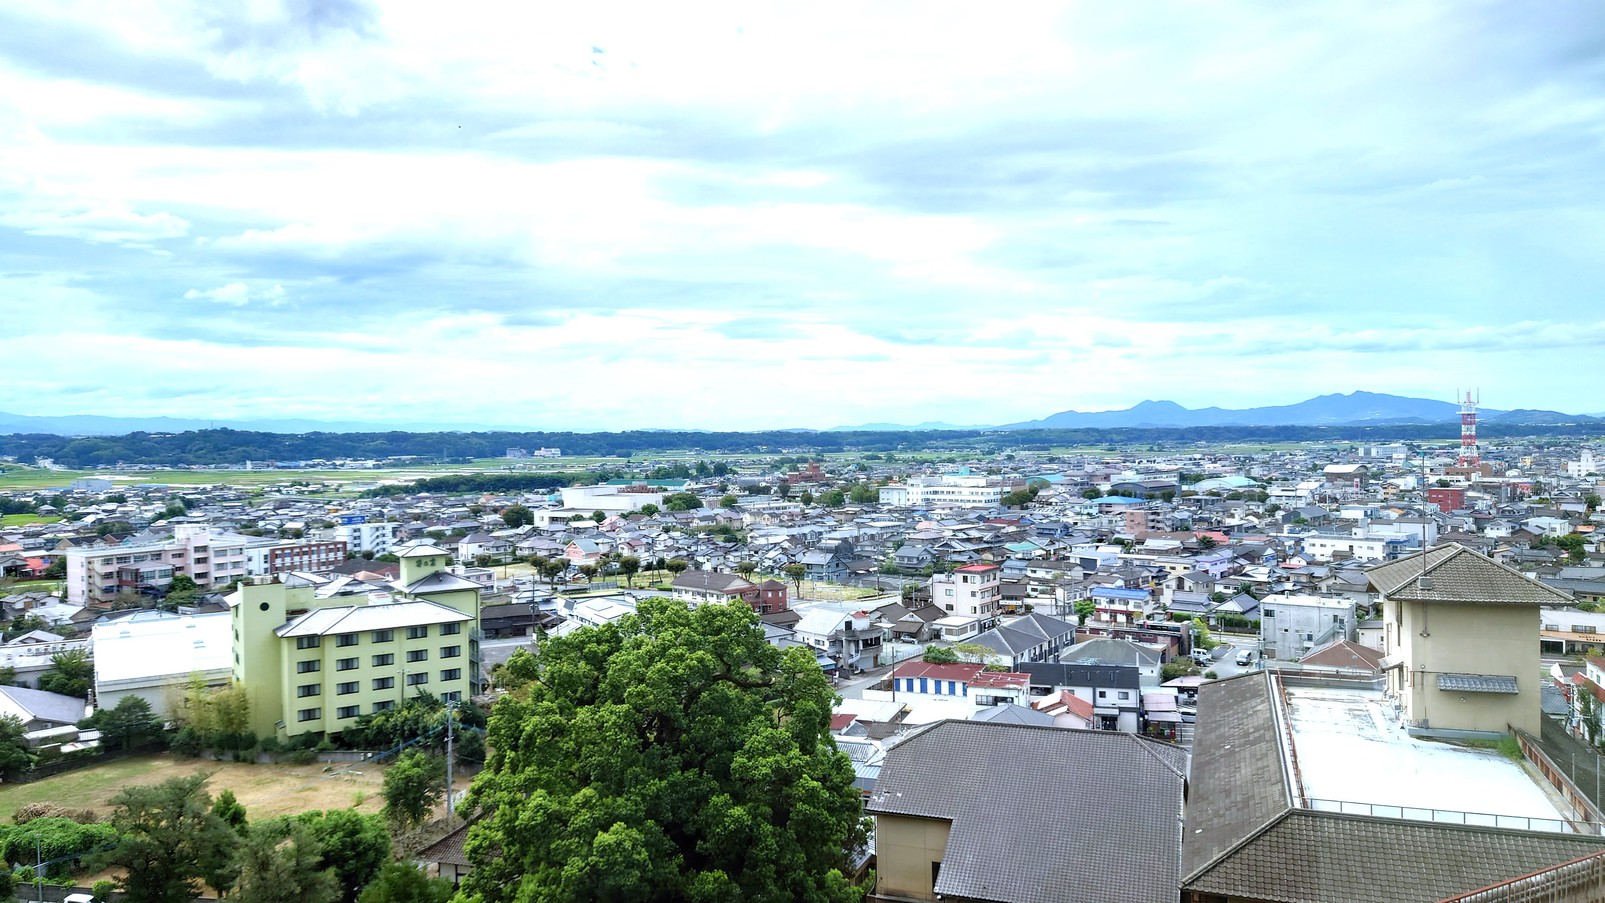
{"left": 459, "top": 596, "right": 866, "bottom": 903}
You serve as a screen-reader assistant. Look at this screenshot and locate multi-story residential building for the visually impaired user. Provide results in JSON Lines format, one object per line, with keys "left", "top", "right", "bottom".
{"left": 228, "top": 542, "right": 483, "bottom": 741}
{"left": 671, "top": 570, "right": 759, "bottom": 608}
{"left": 65, "top": 525, "right": 251, "bottom": 605}
{"left": 878, "top": 473, "right": 1002, "bottom": 508}
{"left": 1297, "top": 532, "right": 1407, "bottom": 563}
{"left": 331, "top": 517, "right": 398, "bottom": 556}
{"left": 1371, "top": 545, "right": 1570, "bottom": 736}
{"left": 930, "top": 564, "right": 1001, "bottom": 626}
{"left": 1257, "top": 593, "right": 1357, "bottom": 660}
{"left": 244, "top": 539, "right": 348, "bottom": 577}
{"left": 792, "top": 607, "right": 888, "bottom": 674}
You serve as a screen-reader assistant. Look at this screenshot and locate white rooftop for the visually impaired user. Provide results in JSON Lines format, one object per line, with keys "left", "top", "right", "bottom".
{"left": 1285, "top": 686, "right": 1568, "bottom": 828}
{"left": 91, "top": 611, "right": 233, "bottom": 684}
{"left": 276, "top": 599, "right": 471, "bottom": 637}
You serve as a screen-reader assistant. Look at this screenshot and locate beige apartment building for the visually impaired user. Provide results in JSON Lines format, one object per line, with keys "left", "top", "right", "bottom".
{"left": 1370, "top": 544, "right": 1571, "bottom": 736}
{"left": 66, "top": 525, "right": 251, "bottom": 605}
{"left": 227, "top": 542, "right": 483, "bottom": 741}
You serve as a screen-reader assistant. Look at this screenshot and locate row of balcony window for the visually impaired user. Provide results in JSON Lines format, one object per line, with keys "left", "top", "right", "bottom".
{"left": 296, "top": 646, "right": 463, "bottom": 672}
{"left": 298, "top": 690, "right": 463, "bottom": 723}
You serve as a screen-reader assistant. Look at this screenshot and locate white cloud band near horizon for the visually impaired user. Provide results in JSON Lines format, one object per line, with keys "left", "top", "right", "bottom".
{"left": 0, "top": 1, "right": 1602, "bottom": 430}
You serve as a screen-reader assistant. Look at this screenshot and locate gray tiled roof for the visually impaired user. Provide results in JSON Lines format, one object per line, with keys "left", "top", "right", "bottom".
{"left": 1019, "top": 661, "right": 1141, "bottom": 692}
{"left": 1185, "top": 810, "right": 1605, "bottom": 903}
{"left": 1366, "top": 545, "right": 1573, "bottom": 606}
{"left": 1183, "top": 672, "right": 1605, "bottom": 902}
{"left": 1181, "top": 672, "right": 1290, "bottom": 879}
{"left": 868, "top": 720, "right": 1186, "bottom": 903}
{"left": 1437, "top": 672, "right": 1519, "bottom": 694}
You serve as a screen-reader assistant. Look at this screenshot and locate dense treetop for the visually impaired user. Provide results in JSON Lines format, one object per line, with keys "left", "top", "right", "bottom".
{"left": 3, "top": 421, "right": 1602, "bottom": 468}
{"left": 459, "top": 596, "right": 867, "bottom": 903}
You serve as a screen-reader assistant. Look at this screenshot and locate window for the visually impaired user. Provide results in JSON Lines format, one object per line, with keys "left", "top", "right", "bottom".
{"left": 406, "top": 649, "right": 428, "bottom": 663}
{"left": 440, "top": 668, "right": 461, "bottom": 682}
{"left": 406, "top": 625, "right": 428, "bottom": 639}
{"left": 371, "top": 630, "right": 393, "bottom": 643}
{"left": 297, "top": 660, "right": 320, "bottom": 673}
{"left": 297, "top": 708, "right": 320, "bottom": 722}
{"left": 441, "top": 623, "right": 462, "bottom": 636}
{"left": 373, "top": 653, "right": 394, "bottom": 667}
{"left": 296, "top": 636, "right": 321, "bottom": 650}
{"left": 372, "top": 700, "right": 394, "bottom": 712}
{"left": 373, "top": 677, "right": 395, "bottom": 691}
{"left": 336, "top": 633, "right": 359, "bottom": 647}
{"left": 337, "top": 681, "right": 359, "bottom": 695}
{"left": 336, "top": 705, "right": 360, "bottom": 720}
{"left": 407, "top": 672, "right": 428, "bottom": 686}
{"left": 337, "top": 657, "right": 358, "bottom": 671}
{"left": 441, "top": 691, "right": 463, "bottom": 704}
{"left": 440, "top": 645, "right": 461, "bottom": 659}
{"left": 297, "top": 684, "right": 320, "bottom": 698}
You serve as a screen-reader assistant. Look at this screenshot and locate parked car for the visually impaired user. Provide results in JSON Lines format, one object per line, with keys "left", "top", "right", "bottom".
{"left": 1234, "top": 649, "right": 1256, "bottom": 666}
{"left": 1191, "top": 649, "right": 1213, "bottom": 667}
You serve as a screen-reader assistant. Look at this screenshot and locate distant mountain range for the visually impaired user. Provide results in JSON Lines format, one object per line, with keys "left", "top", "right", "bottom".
{"left": 2, "top": 392, "right": 1598, "bottom": 437}
{"left": 0, "top": 411, "right": 507, "bottom": 436}
{"left": 842, "top": 392, "right": 1599, "bottom": 431}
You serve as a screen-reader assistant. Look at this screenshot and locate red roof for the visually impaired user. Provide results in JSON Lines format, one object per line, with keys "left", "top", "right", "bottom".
{"left": 969, "top": 670, "right": 1029, "bottom": 690}
{"left": 1034, "top": 690, "right": 1094, "bottom": 720}
{"left": 829, "top": 713, "right": 857, "bottom": 731}
{"left": 954, "top": 564, "right": 999, "bottom": 573}
{"left": 894, "top": 661, "right": 985, "bottom": 681}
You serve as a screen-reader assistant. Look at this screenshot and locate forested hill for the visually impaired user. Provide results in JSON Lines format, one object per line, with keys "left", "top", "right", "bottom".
{"left": 2, "top": 421, "right": 1605, "bottom": 468}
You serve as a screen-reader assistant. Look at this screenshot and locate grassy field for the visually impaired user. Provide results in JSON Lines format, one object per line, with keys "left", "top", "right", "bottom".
{"left": 0, "top": 754, "right": 400, "bottom": 819}
{"left": 0, "top": 579, "right": 62, "bottom": 594}
{"left": 0, "top": 513, "right": 63, "bottom": 526}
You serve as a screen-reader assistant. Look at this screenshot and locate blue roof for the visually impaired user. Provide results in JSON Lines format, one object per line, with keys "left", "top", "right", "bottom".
{"left": 1090, "top": 586, "right": 1150, "bottom": 601}
{"left": 1097, "top": 496, "right": 1147, "bottom": 504}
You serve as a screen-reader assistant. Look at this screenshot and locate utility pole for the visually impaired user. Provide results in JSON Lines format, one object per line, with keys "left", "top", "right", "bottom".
{"left": 35, "top": 833, "right": 42, "bottom": 903}
{"left": 444, "top": 703, "right": 456, "bottom": 830}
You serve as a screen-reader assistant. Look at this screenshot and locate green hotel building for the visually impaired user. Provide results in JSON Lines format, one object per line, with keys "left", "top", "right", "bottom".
{"left": 227, "top": 543, "right": 483, "bottom": 741}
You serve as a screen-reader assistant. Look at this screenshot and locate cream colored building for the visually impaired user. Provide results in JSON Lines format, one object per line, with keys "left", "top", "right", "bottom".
{"left": 1369, "top": 545, "right": 1571, "bottom": 737}
{"left": 227, "top": 542, "right": 483, "bottom": 741}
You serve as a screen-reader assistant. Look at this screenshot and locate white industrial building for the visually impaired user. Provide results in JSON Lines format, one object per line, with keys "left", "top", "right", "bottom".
{"left": 90, "top": 611, "right": 233, "bottom": 718}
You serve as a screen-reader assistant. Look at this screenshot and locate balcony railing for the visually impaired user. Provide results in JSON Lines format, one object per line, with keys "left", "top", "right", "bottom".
{"left": 1304, "top": 798, "right": 1603, "bottom": 835}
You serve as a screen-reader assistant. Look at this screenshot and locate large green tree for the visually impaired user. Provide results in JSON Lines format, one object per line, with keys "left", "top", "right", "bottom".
{"left": 38, "top": 648, "right": 93, "bottom": 698}
{"left": 381, "top": 749, "right": 446, "bottom": 829}
{"left": 97, "top": 774, "right": 241, "bottom": 903}
{"left": 295, "top": 809, "right": 391, "bottom": 903}
{"left": 458, "top": 597, "right": 866, "bottom": 903}
{"left": 233, "top": 819, "right": 339, "bottom": 903}
{"left": 0, "top": 715, "right": 33, "bottom": 780}
{"left": 84, "top": 695, "right": 164, "bottom": 751}
{"left": 357, "top": 863, "right": 453, "bottom": 903}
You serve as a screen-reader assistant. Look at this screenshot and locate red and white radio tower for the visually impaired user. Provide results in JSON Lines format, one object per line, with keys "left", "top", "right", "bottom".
{"left": 1458, "top": 390, "right": 1479, "bottom": 468}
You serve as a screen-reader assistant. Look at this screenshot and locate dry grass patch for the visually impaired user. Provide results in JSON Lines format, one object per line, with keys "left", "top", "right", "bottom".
{"left": 0, "top": 754, "right": 390, "bottom": 820}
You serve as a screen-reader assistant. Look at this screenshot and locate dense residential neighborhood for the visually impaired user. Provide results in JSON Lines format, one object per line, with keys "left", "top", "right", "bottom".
{"left": 1, "top": 434, "right": 1604, "bottom": 900}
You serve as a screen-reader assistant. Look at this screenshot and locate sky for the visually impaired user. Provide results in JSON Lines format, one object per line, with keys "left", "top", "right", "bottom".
{"left": 2, "top": 1, "right": 1603, "bottom": 431}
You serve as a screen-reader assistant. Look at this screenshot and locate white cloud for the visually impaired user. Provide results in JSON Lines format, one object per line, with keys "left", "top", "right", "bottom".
{"left": 1, "top": 0, "right": 1603, "bottom": 426}
{"left": 0, "top": 205, "right": 189, "bottom": 245}
{"left": 183, "top": 282, "right": 286, "bottom": 306}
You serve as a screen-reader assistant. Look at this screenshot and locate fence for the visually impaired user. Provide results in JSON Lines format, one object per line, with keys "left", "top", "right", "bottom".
{"left": 1515, "top": 724, "right": 1605, "bottom": 829}
{"left": 1439, "top": 848, "right": 1605, "bottom": 903}
{"left": 1304, "top": 798, "right": 1601, "bottom": 835}
{"left": 8, "top": 742, "right": 164, "bottom": 784}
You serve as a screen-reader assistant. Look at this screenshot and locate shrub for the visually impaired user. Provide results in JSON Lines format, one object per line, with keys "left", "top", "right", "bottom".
{"left": 284, "top": 748, "right": 318, "bottom": 765}
{"left": 13, "top": 803, "right": 97, "bottom": 825}
{"left": 170, "top": 727, "right": 202, "bottom": 757}
{"left": 92, "top": 878, "right": 116, "bottom": 902}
